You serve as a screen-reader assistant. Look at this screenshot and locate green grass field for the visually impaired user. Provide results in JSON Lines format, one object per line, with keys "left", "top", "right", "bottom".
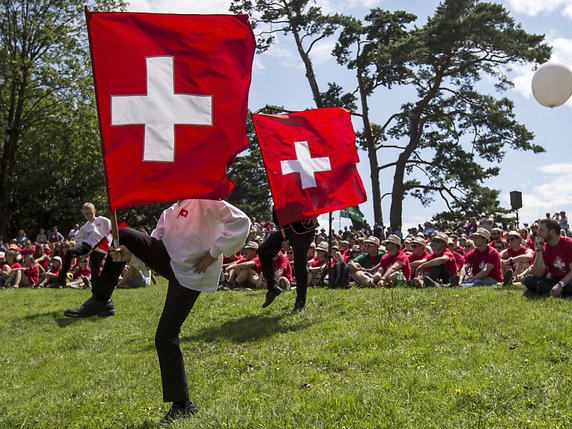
{"left": 0, "top": 282, "right": 571, "bottom": 428}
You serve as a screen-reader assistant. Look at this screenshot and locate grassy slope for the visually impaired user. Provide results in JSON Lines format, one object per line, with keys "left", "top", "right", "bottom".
{"left": 0, "top": 283, "right": 570, "bottom": 428}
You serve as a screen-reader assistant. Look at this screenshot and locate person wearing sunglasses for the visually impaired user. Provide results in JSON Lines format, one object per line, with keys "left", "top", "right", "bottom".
{"left": 459, "top": 228, "right": 503, "bottom": 287}
{"left": 411, "top": 232, "right": 459, "bottom": 287}
{"left": 499, "top": 231, "right": 534, "bottom": 286}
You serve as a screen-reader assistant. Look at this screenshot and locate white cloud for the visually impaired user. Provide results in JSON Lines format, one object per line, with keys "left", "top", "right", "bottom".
{"left": 309, "top": 39, "right": 336, "bottom": 65}
{"left": 126, "top": 0, "right": 232, "bottom": 14}
{"left": 506, "top": 0, "right": 572, "bottom": 17}
{"left": 505, "top": 162, "right": 572, "bottom": 223}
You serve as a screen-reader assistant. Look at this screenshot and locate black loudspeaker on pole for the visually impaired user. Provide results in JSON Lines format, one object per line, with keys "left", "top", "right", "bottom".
{"left": 510, "top": 191, "right": 522, "bottom": 210}
{"left": 510, "top": 191, "right": 522, "bottom": 228}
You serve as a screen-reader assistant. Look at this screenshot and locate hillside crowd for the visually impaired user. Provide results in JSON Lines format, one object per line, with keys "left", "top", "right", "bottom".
{"left": 2, "top": 210, "right": 571, "bottom": 298}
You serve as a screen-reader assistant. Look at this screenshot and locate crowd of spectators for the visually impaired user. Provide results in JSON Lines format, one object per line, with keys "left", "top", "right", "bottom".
{"left": 2, "top": 210, "right": 572, "bottom": 299}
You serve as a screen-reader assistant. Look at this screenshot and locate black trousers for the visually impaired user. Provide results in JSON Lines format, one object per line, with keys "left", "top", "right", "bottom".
{"left": 427, "top": 265, "right": 452, "bottom": 283}
{"left": 523, "top": 275, "right": 572, "bottom": 297}
{"left": 258, "top": 228, "right": 314, "bottom": 305}
{"left": 58, "top": 241, "right": 121, "bottom": 298}
{"left": 119, "top": 228, "right": 201, "bottom": 403}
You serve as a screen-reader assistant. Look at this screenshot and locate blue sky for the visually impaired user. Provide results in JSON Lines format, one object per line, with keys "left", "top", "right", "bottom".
{"left": 126, "top": 0, "right": 572, "bottom": 231}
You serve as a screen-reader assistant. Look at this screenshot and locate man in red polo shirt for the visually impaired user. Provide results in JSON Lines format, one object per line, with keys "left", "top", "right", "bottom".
{"left": 524, "top": 218, "right": 572, "bottom": 297}
{"left": 408, "top": 237, "right": 429, "bottom": 272}
{"left": 412, "top": 232, "right": 458, "bottom": 287}
{"left": 460, "top": 228, "right": 503, "bottom": 287}
{"left": 500, "top": 230, "right": 534, "bottom": 285}
{"left": 370, "top": 235, "right": 411, "bottom": 287}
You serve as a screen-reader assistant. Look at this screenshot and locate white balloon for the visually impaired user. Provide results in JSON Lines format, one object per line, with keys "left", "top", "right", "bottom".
{"left": 531, "top": 62, "right": 572, "bottom": 108}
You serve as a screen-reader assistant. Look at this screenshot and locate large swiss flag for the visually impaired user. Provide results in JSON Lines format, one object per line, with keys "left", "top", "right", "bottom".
{"left": 252, "top": 108, "right": 367, "bottom": 226}
{"left": 86, "top": 11, "right": 255, "bottom": 210}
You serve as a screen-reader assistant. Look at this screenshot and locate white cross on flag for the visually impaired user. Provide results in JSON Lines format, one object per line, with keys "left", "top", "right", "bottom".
{"left": 86, "top": 11, "right": 255, "bottom": 210}
{"left": 252, "top": 108, "right": 367, "bottom": 225}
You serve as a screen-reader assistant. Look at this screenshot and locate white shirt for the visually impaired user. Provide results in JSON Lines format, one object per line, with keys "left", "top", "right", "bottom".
{"left": 151, "top": 199, "right": 250, "bottom": 293}
{"left": 75, "top": 216, "right": 113, "bottom": 253}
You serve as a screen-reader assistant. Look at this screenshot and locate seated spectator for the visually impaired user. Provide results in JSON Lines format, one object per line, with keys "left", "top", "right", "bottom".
{"left": 68, "top": 224, "right": 80, "bottom": 240}
{"left": 223, "top": 241, "right": 261, "bottom": 289}
{"left": 35, "top": 228, "right": 48, "bottom": 244}
{"left": 1, "top": 250, "right": 23, "bottom": 288}
{"left": 460, "top": 228, "right": 503, "bottom": 287}
{"left": 500, "top": 231, "right": 534, "bottom": 286}
{"left": 519, "top": 227, "right": 534, "bottom": 249}
{"left": 66, "top": 257, "right": 92, "bottom": 289}
{"left": 20, "top": 240, "right": 36, "bottom": 257}
{"left": 370, "top": 235, "right": 411, "bottom": 287}
{"left": 48, "top": 226, "right": 64, "bottom": 243}
{"left": 408, "top": 237, "right": 429, "bottom": 272}
{"left": 33, "top": 256, "right": 63, "bottom": 288}
{"left": 306, "top": 242, "right": 317, "bottom": 261}
{"left": 489, "top": 227, "right": 503, "bottom": 245}
{"left": 116, "top": 264, "right": 151, "bottom": 289}
{"left": 447, "top": 237, "right": 465, "bottom": 276}
{"left": 411, "top": 232, "right": 458, "bottom": 287}
{"left": 524, "top": 218, "right": 572, "bottom": 298}
{"left": 259, "top": 250, "right": 293, "bottom": 291}
{"left": 15, "top": 230, "right": 28, "bottom": 247}
{"left": 560, "top": 211, "right": 569, "bottom": 236}
{"left": 34, "top": 244, "right": 50, "bottom": 273}
{"left": 348, "top": 236, "right": 386, "bottom": 287}
{"left": 308, "top": 242, "right": 328, "bottom": 286}
{"left": 8, "top": 255, "right": 40, "bottom": 288}
{"left": 463, "top": 239, "right": 475, "bottom": 253}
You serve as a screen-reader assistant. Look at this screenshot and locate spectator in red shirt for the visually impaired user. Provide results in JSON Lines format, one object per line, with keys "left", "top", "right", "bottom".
{"left": 447, "top": 238, "right": 465, "bottom": 276}
{"left": 460, "top": 228, "right": 503, "bottom": 287}
{"left": 412, "top": 232, "right": 459, "bottom": 287}
{"left": 500, "top": 230, "right": 534, "bottom": 285}
{"left": 308, "top": 242, "right": 328, "bottom": 286}
{"left": 33, "top": 256, "right": 63, "bottom": 288}
{"left": 370, "top": 235, "right": 411, "bottom": 287}
{"left": 8, "top": 255, "right": 40, "bottom": 287}
{"left": 408, "top": 237, "right": 429, "bottom": 272}
{"left": 1, "top": 250, "right": 23, "bottom": 288}
{"left": 223, "top": 241, "right": 260, "bottom": 288}
{"left": 524, "top": 218, "right": 572, "bottom": 297}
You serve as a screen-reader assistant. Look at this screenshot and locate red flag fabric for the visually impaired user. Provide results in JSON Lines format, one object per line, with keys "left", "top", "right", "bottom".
{"left": 86, "top": 11, "right": 255, "bottom": 210}
{"left": 252, "top": 108, "right": 367, "bottom": 225}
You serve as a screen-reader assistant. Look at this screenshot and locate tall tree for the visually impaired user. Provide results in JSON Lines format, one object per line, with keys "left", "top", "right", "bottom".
{"left": 380, "top": 0, "right": 550, "bottom": 230}
{"left": 230, "top": 0, "right": 337, "bottom": 109}
{"left": 332, "top": 9, "right": 416, "bottom": 224}
{"left": 0, "top": 0, "right": 123, "bottom": 239}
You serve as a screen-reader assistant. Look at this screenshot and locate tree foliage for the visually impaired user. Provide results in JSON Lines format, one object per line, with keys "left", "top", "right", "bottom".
{"left": 381, "top": 0, "right": 550, "bottom": 230}
{"left": 0, "top": 0, "right": 124, "bottom": 239}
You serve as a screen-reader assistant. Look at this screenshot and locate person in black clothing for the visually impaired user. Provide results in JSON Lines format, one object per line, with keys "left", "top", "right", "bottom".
{"left": 258, "top": 208, "right": 317, "bottom": 312}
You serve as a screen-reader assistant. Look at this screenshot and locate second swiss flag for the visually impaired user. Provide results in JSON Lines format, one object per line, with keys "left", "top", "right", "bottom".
{"left": 252, "top": 107, "right": 367, "bottom": 226}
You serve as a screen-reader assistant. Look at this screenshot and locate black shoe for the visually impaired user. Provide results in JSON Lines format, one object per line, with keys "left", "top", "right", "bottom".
{"left": 159, "top": 402, "right": 199, "bottom": 426}
{"left": 503, "top": 269, "right": 513, "bottom": 286}
{"left": 262, "top": 287, "right": 282, "bottom": 308}
{"left": 63, "top": 296, "right": 115, "bottom": 318}
{"left": 292, "top": 301, "right": 306, "bottom": 313}
{"left": 449, "top": 275, "right": 460, "bottom": 287}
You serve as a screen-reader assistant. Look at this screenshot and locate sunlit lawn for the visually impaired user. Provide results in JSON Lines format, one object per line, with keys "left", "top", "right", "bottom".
{"left": 0, "top": 281, "right": 571, "bottom": 428}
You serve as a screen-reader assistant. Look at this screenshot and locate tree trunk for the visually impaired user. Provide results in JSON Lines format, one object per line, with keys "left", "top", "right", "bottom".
{"left": 290, "top": 27, "right": 323, "bottom": 108}
{"left": 357, "top": 71, "right": 383, "bottom": 225}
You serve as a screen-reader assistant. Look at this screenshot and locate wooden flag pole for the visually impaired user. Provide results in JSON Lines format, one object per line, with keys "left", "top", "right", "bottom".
{"left": 110, "top": 210, "right": 120, "bottom": 248}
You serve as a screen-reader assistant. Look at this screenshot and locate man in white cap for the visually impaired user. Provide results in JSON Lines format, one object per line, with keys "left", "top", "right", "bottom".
{"left": 408, "top": 237, "right": 429, "bottom": 272}
{"left": 500, "top": 230, "right": 534, "bottom": 285}
{"left": 412, "top": 232, "right": 458, "bottom": 287}
{"left": 223, "top": 241, "right": 260, "bottom": 288}
{"left": 460, "top": 227, "right": 503, "bottom": 287}
{"left": 370, "top": 235, "right": 411, "bottom": 287}
{"left": 348, "top": 236, "right": 385, "bottom": 287}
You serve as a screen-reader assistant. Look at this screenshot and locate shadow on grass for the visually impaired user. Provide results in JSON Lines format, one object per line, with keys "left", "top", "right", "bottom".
{"left": 182, "top": 314, "right": 312, "bottom": 344}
